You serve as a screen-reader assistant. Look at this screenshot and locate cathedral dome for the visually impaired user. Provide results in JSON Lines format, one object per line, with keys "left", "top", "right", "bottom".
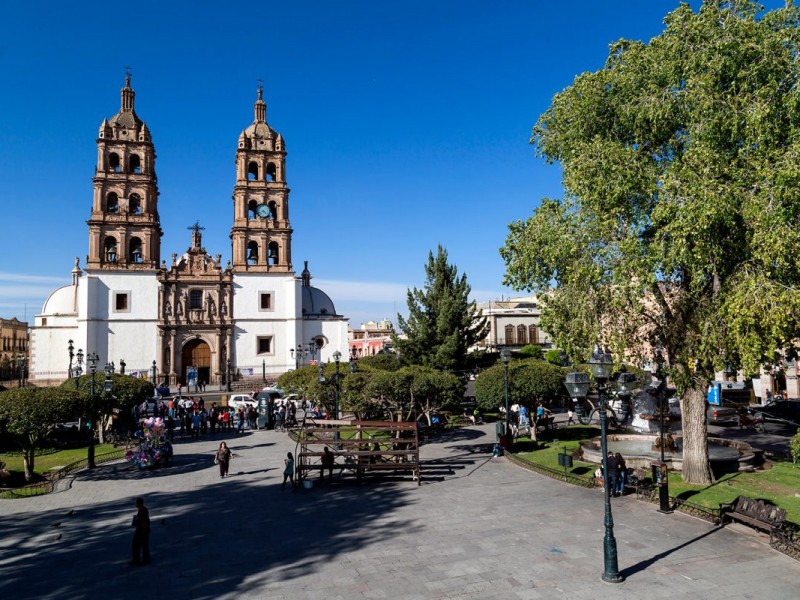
{"left": 42, "top": 285, "right": 76, "bottom": 315}
{"left": 301, "top": 286, "right": 339, "bottom": 317}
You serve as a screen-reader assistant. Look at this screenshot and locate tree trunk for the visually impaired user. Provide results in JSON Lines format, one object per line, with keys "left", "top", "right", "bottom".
{"left": 679, "top": 384, "right": 713, "bottom": 484}
{"left": 23, "top": 445, "right": 35, "bottom": 482}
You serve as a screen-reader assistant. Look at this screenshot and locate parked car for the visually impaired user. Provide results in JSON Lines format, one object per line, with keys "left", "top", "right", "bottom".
{"left": 752, "top": 400, "right": 800, "bottom": 427}
{"left": 226, "top": 393, "right": 257, "bottom": 411}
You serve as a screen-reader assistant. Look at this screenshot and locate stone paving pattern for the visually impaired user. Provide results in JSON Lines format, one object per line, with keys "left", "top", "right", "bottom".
{"left": 1, "top": 423, "right": 798, "bottom": 599}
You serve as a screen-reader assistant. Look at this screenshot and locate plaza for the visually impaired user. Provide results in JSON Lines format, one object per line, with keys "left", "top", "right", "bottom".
{"left": 1, "top": 423, "right": 798, "bottom": 600}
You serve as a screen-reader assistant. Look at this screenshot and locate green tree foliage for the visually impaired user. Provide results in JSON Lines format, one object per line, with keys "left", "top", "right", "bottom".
{"left": 366, "top": 366, "right": 464, "bottom": 423}
{"left": 59, "top": 373, "right": 153, "bottom": 435}
{"left": 394, "top": 246, "right": 489, "bottom": 372}
{"left": 544, "top": 349, "right": 566, "bottom": 366}
{"left": 518, "top": 345, "right": 544, "bottom": 360}
{"left": 357, "top": 354, "right": 402, "bottom": 372}
{"left": 501, "top": 0, "right": 800, "bottom": 484}
{"left": 474, "top": 359, "right": 567, "bottom": 413}
{"left": 0, "top": 387, "right": 82, "bottom": 481}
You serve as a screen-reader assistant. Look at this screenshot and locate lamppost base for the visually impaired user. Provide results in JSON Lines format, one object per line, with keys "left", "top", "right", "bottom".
{"left": 601, "top": 572, "right": 624, "bottom": 584}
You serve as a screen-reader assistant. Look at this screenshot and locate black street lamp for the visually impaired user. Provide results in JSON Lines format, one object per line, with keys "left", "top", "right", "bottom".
{"left": 226, "top": 359, "right": 232, "bottom": 392}
{"left": 333, "top": 350, "right": 342, "bottom": 420}
{"left": 17, "top": 353, "right": 26, "bottom": 388}
{"left": 68, "top": 339, "right": 74, "bottom": 380}
{"left": 564, "top": 345, "right": 623, "bottom": 584}
{"left": 262, "top": 359, "right": 266, "bottom": 383}
{"left": 500, "top": 347, "right": 511, "bottom": 448}
{"left": 119, "top": 359, "right": 126, "bottom": 375}
{"left": 289, "top": 344, "right": 308, "bottom": 369}
{"left": 151, "top": 360, "right": 157, "bottom": 387}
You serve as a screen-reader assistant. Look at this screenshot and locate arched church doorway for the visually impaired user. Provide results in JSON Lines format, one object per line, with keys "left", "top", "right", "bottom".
{"left": 181, "top": 338, "right": 211, "bottom": 387}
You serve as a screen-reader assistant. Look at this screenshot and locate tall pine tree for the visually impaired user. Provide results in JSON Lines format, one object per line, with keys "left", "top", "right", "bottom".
{"left": 394, "top": 246, "right": 488, "bottom": 372}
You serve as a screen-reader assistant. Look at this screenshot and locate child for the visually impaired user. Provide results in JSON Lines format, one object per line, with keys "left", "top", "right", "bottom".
{"left": 282, "top": 452, "right": 295, "bottom": 489}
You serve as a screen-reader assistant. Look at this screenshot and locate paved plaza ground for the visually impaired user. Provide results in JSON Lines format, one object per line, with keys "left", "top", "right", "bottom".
{"left": 1, "top": 423, "right": 798, "bottom": 600}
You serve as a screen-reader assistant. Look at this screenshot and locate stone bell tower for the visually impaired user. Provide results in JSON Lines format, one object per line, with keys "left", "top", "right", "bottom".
{"left": 230, "top": 83, "right": 293, "bottom": 273}
{"left": 86, "top": 74, "right": 161, "bottom": 270}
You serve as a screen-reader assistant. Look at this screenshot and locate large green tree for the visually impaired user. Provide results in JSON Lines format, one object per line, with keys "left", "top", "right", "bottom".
{"left": 0, "top": 387, "right": 82, "bottom": 481}
{"left": 394, "top": 246, "right": 489, "bottom": 372}
{"left": 501, "top": 0, "right": 800, "bottom": 484}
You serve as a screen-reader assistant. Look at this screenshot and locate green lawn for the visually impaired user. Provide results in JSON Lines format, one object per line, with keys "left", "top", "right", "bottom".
{"left": 1, "top": 444, "right": 117, "bottom": 475}
{"left": 514, "top": 426, "right": 800, "bottom": 526}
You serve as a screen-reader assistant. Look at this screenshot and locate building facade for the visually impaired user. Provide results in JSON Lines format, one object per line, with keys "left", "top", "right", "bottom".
{"left": 30, "top": 77, "right": 348, "bottom": 386}
{"left": 475, "top": 296, "right": 552, "bottom": 351}
{"left": 348, "top": 319, "right": 394, "bottom": 358}
{"left": 0, "top": 317, "right": 29, "bottom": 384}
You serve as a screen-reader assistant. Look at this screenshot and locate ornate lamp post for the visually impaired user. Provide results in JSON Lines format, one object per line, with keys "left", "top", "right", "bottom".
{"left": 289, "top": 344, "right": 309, "bottom": 369}
{"left": 151, "top": 360, "right": 157, "bottom": 387}
{"left": 333, "top": 350, "right": 342, "bottom": 420}
{"left": 226, "top": 359, "right": 232, "bottom": 392}
{"left": 119, "top": 359, "right": 126, "bottom": 375}
{"left": 564, "top": 345, "right": 623, "bottom": 584}
{"left": 69, "top": 351, "right": 114, "bottom": 469}
{"left": 68, "top": 339, "right": 74, "bottom": 380}
{"left": 17, "top": 353, "right": 26, "bottom": 388}
{"left": 500, "top": 347, "right": 511, "bottom": 448}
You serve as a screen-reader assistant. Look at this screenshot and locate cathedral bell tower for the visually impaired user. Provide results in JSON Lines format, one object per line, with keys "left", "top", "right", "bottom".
{"left": 230, "top": 84, "right": 292, "bottom": 273}
{"left": 86, "top": 74, "right": 162, "bottom": 270}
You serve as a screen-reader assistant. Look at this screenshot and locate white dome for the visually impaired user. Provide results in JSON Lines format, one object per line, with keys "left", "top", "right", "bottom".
{"left": 41, "top": 285, "right": 76, "bottom": 315}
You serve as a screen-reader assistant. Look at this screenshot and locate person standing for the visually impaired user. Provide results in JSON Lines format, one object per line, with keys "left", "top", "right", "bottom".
{"left": 605, "top": 451, "right": 619, "bottom": 498}
{"left": 567, "top": 409, "right": 575, "bottom": 426}
{"left": 615, "top": 452, "right": 627, "bottom": 496}
{"left": 215, "top": 441, "right": 234, "bottom": 478}
{"left": 130, "top": 497, "right": 150, "bottom": 566}
{"left": 282, "top": 452, "right": 295, "bottom": 489}
{"left": 320, "top": 446, "right": 335, "bottom": 483}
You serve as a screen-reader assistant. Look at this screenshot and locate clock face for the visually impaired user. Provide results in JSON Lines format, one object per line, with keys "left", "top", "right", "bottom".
{"left": 256, "top": 204, "right": 271, "bottom": 219}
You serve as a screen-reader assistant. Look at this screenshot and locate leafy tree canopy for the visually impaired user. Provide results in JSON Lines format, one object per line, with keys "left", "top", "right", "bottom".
{"left": 394, "top": 246, "right": 489, "bottom": 373}
{"left": 0, "top": 387, "right": 82, "bottom": 481}
{"left": 474, "top": 359, "right": 567, "bottom": 412}
{"left": 501, "top": 0, "right": 800, "bottom": 483}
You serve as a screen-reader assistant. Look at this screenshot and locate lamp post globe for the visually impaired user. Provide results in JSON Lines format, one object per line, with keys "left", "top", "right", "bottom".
{"left": 500, "top": 347, "right": 511, "bottom": 448}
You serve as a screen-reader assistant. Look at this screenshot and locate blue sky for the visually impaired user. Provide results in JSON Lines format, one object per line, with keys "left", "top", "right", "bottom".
{"left": 0, "top": 0, "right": 785, "bottom": 327}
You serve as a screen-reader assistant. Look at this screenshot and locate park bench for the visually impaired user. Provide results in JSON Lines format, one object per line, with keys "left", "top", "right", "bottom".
{"left": 720, "top": 496, "right": 787, "bottom": 533}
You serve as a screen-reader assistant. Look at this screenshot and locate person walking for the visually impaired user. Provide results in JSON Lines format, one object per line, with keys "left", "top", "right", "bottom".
{"left": 567, "top": 409, "right": 575, "bottom": 425}
{"left": 130, "top": 497, "right": 150, "bottom": 566}
{"left": 215, "top": 441, "right": 234, "bottom": 478}
{"left": 282, "top": 452, "right": 295, "bottom": 489}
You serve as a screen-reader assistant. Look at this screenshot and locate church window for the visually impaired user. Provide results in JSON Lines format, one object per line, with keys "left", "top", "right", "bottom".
{"left": 266, "top": 162, "right": 276, "bottom": 182}
{"left": 248, "top": 200, "right": 258, "bottom": 220}
{"left": 129, "top": 193, "right": 142, "bottom": 215}
{"left": 109, "top": 153, "right": 121, "bottom": 172}
{"left": 129, "top": 237, "right": 143, "bottom": 263}
{"left": 504, "top": 324, "right": 515, "bottom": 345}
{"left": 106, "top": 192, "right": 119, "bottom": 214}
{"left": 259, "top": 292, "right": 273, "bottom": 311}
{"left": 257, "top": 336, "right": 273, "bottom": 355}
{"left": 41, "top": 318, "right": 47, "bottom": 326}
{"left": 247, "top": 161, "right": 259, "bottom": 181}
{"left": 114, "top": 292, "right": 130, "bottom": 312}
{"left": 189, "top": 290, "right": 203, "bottom": 310}
{"left": 246, "top": 241, "right": 259, "bottom": 265}
{"left": 104, "top": 237, "right": 118, "bottom": 263}
{"left": 268, "top": 201, "right": 278, "bottom": 220}
{"left": 517, "top": 324, "right": 527, "bottom": 345}
{"left": 129, "top": 154, "right": 141, "bottom": 174}
{"left": 268, "top": 242, "right": 279, "bottom": 265}
{"left": 529, "top": 325, "right": 539, "bottom": 345}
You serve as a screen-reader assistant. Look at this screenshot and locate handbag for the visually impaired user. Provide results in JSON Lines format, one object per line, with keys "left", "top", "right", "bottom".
{"left": 214, "top": 456, "right": 219, "bottom": 465}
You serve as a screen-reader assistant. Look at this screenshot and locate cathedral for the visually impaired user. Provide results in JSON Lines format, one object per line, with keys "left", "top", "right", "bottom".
{"left": 30, "top": 76, "right": 348, "bottom": 386}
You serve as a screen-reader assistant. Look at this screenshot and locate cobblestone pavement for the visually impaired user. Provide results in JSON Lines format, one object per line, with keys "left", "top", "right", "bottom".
{"left": 1, "top": 424, "right": 797, "bottom": 600}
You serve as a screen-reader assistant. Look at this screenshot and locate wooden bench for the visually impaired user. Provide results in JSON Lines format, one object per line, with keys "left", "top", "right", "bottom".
{"left": 720, "top": 496, "right": 787, "bottom": 533}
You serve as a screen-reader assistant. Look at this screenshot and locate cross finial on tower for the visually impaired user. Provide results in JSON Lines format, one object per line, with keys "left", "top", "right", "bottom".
{"left": 188, "top": 221, "right": 205, "bottom": 249}
{"left": 124, "top": 66, "right": 132, "bottom": 86}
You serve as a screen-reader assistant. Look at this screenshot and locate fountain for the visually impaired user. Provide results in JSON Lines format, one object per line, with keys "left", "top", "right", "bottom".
{"left": 579, "top": 383, "right": 760, "bottom": 473}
